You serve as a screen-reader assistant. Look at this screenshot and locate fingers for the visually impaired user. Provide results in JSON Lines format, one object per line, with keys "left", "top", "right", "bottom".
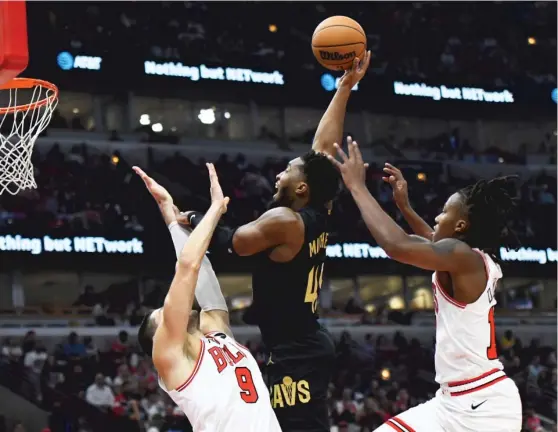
{"left": 364, "top": 50, "right": 371, "bottom": 68}
{"left": 326, "top": 153, "right": 342, "bottom": 170}
{"left": 132, "top": 166, "right": 147, "bottom": 179}
{"left": 351, "top": 56, "right": 359, "bottom": 71}
{"left": 349, "top": 139, "right": 364, "bottom": 165}
{"left": 383, "top": 163, "right": 403, "bottom": 179}
{"left": 206, "top": 162, "right": 219, "bottom": 182}
{"left": 132, "top": 166, "right": 152, "bottom": 186}
{"left": 333, "top": 143, "right": 349, "bottom": 163}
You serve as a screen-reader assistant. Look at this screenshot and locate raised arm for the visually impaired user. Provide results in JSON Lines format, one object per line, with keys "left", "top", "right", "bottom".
{"left": 167, "top": 221, "right": 232, "bottom": 336}
{"left": 382, "top": 163, "right": 434, "bottom": 240}
{"left": 312, "top": 52, "right": 370, "bottom": 155}
{"left": 328, "top": 141, "right": 479, "bottom": 272}
{"left": 151, "top": 164, "right": 229, "bottom": 372}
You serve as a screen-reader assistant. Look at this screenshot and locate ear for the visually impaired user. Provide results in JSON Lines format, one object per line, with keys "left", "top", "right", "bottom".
{"left": 455, "top": 219, "right": 469, "bottom": 234}
{"left": 295, "top": 181, "right": 308, "bottom": 196}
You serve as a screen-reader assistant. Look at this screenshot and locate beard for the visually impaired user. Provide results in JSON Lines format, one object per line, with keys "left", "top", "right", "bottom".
{"left": 267, "top": 188, "right": 293, "bottom": 210}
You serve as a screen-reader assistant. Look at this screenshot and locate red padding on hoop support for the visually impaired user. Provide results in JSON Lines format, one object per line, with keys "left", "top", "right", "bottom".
{"left": 0, "top": 1, "right": 29, "bottom": 84}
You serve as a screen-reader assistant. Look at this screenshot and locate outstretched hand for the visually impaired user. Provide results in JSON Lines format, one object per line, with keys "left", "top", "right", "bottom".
{"left": 338, "top": 50, "right": 371, "bottom": 90}
{"left": 132, "top": 166, "right": 172, "bottom": 206}
{"left": 206, "top": 163, "right": 230, "bottom": 214}
{"left": 382, "top": 163, "right": 410, "bottom": 209}
{"left": 327, "top": 136, "right": 369, "bottom": 192}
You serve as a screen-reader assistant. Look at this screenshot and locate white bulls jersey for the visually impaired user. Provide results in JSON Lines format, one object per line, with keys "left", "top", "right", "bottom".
{"left": 432, "top": 249, "right": 505, "bottom": 386}
{"left": 160, "top": 331, "right": 281, "bottom": 432}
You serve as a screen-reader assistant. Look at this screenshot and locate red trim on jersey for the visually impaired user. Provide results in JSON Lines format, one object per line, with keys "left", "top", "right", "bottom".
{"left": 434, "top": 273, "right": 467, "bottom": 309}
{"left": 448, "top": 368, "right": 501, "bottom": 387}
{"left": 175, "top": 339, "right": 205, "bottom": 392}
{"left": 450, "top": 375, "right": 508, "bottom": 397}
{"left": 386, "top": 420, "right": 405, "bottom": 432}
{"left": 391, "top": 417, "right": 416, "bottom": 432}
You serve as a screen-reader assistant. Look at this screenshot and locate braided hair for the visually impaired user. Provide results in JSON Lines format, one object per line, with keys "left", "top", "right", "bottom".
{"left": 457, "top": 176, "right": 519, "bottom": 259}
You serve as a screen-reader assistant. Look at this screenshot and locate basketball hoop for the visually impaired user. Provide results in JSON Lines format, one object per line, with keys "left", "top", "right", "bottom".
{"left": 0, "top": 77, "right": 58, "bottom": 195}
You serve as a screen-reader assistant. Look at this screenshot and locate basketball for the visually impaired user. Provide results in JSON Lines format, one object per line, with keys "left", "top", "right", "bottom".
{"left": 311, "top": 16, "right": 367, "bottom": 71}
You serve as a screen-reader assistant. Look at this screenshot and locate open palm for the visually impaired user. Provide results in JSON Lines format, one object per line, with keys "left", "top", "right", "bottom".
{"left": 132, "top": 166, "right": 172, "bottom": 205}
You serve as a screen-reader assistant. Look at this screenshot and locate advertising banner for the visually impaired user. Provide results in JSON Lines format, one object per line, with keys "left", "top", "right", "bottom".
{"left": 1, "top": 231, "right": 555, "bottom": 277}
{"left": 24, "top": 49, "right": 555, "bottom": 117}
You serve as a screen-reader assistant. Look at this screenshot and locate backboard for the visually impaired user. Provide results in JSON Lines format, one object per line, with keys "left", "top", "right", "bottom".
{"left": 0, "top": 1, "right": 29, "bottom": 85}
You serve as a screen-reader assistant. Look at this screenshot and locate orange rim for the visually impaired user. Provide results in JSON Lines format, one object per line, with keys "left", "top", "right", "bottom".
{"left": 0, "top": 78, "right": 59, "bottom": 115}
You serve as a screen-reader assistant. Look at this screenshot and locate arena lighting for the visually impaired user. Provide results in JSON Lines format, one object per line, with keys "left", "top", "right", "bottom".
{"left": 527, "top": 37, "right": 536, "bottom": 45}
{"left": 381, "top": 368, "right": 391, "bottom": 381}
{"left": 551, "top": 88, "right": 557, "bottom": 104}
{"left": 151, "top": 123, "right": 163, "bottom": 133}
{"left": 72, "top": 108, "right": 79, "bottom": 114}
{"left": 111, "top": 155, "right": 119, "bottom": 165}
{"left": 198, "top": 109, "right": 216, "bottom": 125}
{"left": 417, "top": 172, "right": 427, "bottom": 181}
{"left": 139, "top": 114, "right": 151, "bottom": 126}
{"left": 224, "top": 111, "right": 231, "bottom": 119}
{"left": 393, "top": 81, "right": 514, "bottom": 103}
{"left": 268, "top": 24, "right": 277, "bottom": 33}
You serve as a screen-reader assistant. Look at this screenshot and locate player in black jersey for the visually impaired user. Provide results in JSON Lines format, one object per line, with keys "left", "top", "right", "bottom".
{"left": 183, "top": 52, "right": 370, "bottom": 431}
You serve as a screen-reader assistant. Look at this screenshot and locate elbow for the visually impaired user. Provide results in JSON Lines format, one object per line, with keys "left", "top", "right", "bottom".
{"left": 177, "top": 257, "right": 201, "bottom": 273}
{"left": 231, "top": 236, "right": 253, "bottom": 257}
{"left": 383, "top": 243, "right": 405, "bottom": 261}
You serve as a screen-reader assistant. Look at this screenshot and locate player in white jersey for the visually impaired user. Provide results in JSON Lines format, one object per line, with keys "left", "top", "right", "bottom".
{"left": 133, "top": 165, "right": 281, "bottom": 432}
{"left": 328, "top": 140, "right": 522, "bottom": 432}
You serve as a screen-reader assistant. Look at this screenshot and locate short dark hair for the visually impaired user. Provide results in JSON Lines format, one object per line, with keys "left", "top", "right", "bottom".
{"left": 457, "top": 176, "right": 519, "bottom": 258}
{"left": 301, "top": 150, "right": 340, "bottom": 207}
{"left": 137, "top": 310, "right": 156, "bottom": 357}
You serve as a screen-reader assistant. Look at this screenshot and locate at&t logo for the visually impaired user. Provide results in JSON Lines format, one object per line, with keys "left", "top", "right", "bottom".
{"left": 57, "top": 51, "right": 103, "bottom": 71}
{"left": 320, "top": 73, "right": 359, "bottom": 92}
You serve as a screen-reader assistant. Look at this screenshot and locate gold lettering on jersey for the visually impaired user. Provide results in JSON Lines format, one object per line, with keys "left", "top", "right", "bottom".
{"left": 270, "top": 376, "right": 311, "bottom": 408}
{"left": 309, "top": 232, "right": 328, "bottom": 257}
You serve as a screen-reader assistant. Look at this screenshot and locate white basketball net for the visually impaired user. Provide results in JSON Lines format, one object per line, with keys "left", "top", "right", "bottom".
{"left": 0, "top": 83, "right": 58, "bottom": 195}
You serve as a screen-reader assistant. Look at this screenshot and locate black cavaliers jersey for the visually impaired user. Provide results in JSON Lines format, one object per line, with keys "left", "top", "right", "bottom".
{"left": 246, "top": 206, "right": 330, "bottom": 347}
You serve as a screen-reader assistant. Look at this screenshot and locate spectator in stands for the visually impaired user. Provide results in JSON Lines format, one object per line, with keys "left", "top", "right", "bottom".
{"left": 11, "top": 424, "right": 25, "bottom": 432}
{"left": 73, "top": 285, "right": 100, "bottom": 307}
{"left": 505, "top": 355, "right": 523, "bottom": 378}
{"left": 60, "top": 364, "right": 88, "bottom": 397}
{"left": 528, "top": 355, "right": 545, "bottom": 380}
{"left": 332, "top": 387, "right": 358, "bottom": 429}
{"left": 62, "top": 332, "right": 86, "bottom": 360}
{"left": 112, "top": 364, "right": 139, "bottom": 393}
{"left": 23, "top": 343, "right": 48, "bottom": 402}
{"left": 21, "top": 331, "right": 36, "bottom": 354}
{"left": 82, "top": 336, "right": 99, "bottom": 362}
{"left": 141, "top": 392, "right": 166, "bottom": 421}
{"left": 85, "top": 373, "right": 115, "bottom": 410}
{"left": 524, "top": 407, "right": 544, "bottom": 432}
{"left": 356, "top": 397, "right": 389, "bottom": 431}
{"left": 111, "top": 331, "right": 130, "bottom": 357}
{"left": 1, "top": 338, "right": 23, "bottom": 364}
{"left": 500, "top": 330, "right": 517, "bottom": 356}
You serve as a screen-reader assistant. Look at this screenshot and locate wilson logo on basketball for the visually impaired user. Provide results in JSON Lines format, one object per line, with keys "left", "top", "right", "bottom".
{"left": 319, "top": 50, "right": 356, "bottom": 61}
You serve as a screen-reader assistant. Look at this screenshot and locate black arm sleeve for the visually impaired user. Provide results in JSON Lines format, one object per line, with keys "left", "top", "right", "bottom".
{"left": 189, "top": 212, "right": 238, "bottom": 255}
